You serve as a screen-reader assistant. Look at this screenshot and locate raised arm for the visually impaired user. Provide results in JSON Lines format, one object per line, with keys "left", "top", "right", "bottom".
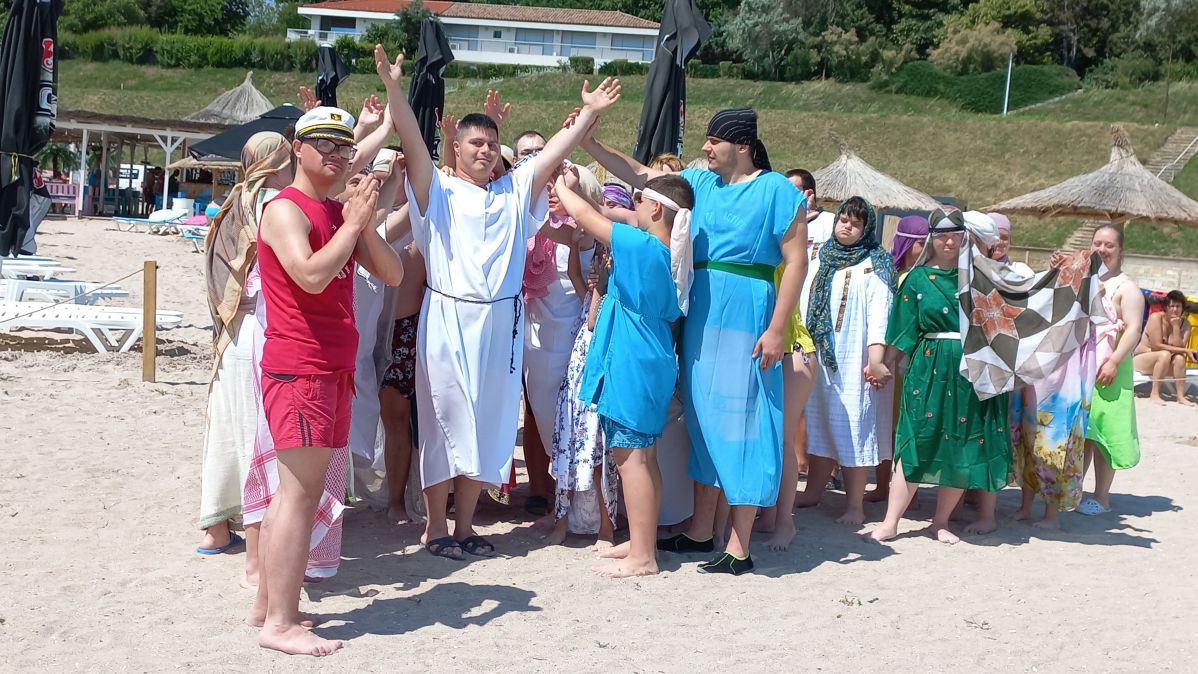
{"left": 554, "top": 169, "right": 613, "bottom": 246}
{"left": 260, "top": 177, "right": 378, "bottom": 294}
{"left": 375, "top": 44, "right": 432, "bottom": 215}
{"left": 580, "top": 119, "right": 666, "bottom": 189}
{"left": 532, "top": 79, "right": 623, "bottom": 190}
{"left": 350, "top": 103, "right": 393, "bottom": 176}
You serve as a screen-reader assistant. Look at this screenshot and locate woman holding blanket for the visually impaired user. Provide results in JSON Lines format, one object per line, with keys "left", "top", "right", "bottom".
{"left": 554, "top": 165, "right": 695, "bottom": 579}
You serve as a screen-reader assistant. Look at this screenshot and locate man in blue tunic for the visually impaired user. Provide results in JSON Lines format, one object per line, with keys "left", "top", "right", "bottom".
{"left": 582, "top": 108, "right": 807, "bottom": 574}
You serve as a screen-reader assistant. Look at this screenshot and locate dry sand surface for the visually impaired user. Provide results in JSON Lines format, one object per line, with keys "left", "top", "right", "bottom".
{"left": 2, "top": 218, "right": 1197, "bottom": 672}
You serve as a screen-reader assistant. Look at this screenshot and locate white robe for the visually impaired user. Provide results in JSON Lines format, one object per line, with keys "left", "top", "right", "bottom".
{"left": 804, "top": 256, "right": 894, "bottom": 467}
{"left": 407, "top": 162, "right": 548, "bottom": 487}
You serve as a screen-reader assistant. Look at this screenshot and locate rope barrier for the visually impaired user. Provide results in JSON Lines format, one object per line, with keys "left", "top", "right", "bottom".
{"left": 0, "top": 266, "right": 145, "bottom": 325}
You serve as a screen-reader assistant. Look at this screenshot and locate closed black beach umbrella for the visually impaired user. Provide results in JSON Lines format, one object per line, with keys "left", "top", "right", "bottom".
{"left": 0, "top": 0, "right": 63, "bottom": 257}
{"left": 407, "top": 17, "right": 455, "bottom": 163}
{"left": 316, "top": 45, "right": 350, "bottom": 110}
{"left": 632, "top": 0, "right": 710, "bottom": 165}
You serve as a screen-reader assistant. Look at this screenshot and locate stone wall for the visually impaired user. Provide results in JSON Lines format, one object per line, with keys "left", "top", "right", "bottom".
{"left": 1010, "top": 246, "right": 1198, "bottom": 293}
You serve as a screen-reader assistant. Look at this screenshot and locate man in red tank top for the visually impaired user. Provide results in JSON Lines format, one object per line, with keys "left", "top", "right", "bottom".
{"left": 249, "top": 106, "right": 403, "bottom": 657}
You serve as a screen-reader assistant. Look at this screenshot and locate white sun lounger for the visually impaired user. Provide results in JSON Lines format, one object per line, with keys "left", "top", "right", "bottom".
{"left": 0, "top": 259, "right": 76, "bottom": 280}
{"left": 113, "top": 208, "right": 191, "bottom": 233}
{"left": 1, "top": 279, "right": 130, "bottom": 304}
{"left": 0, "top": 300, "right": 183, "bottom": 353}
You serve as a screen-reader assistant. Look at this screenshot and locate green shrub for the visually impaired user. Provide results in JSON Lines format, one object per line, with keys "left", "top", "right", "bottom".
{"left": 873, "top": 60, "right": 954, "bottom": 98}
{"left": 59, "top": 32, "right": 79, "bottom": 60}
{"left": 875, "top": 60, "right": 1080, "bottom": 113}
{"left": 930, "top": 21, "right": 1016, "bottom": 75}
{"left": 112, "top": 26, "right": 158, "bottom": 64}
{"left": 251, "top": 37, "right": 293, "bottom": 71}
{"left": 156, "top": 33, "right": 200, "bottom": 68}
{"left": 288, "top": 39, "right": 319, "bottom": 71}
{"left": 74, "top": 29, "right": 118, "bottom": 61}
{"left": 205, "top": 37, "right": 250, "bottom": 69}
{"left": 598, "top": 59, "right": 648, "bottom": 76}
{"left": 568, "top": 55, "right": 594, "bottom": 75}
{"left": 1085, "top": 53, "right": 1161, "bottom": 89}
{"left": 686, "top": 61, "right": 720, "bottom": 78}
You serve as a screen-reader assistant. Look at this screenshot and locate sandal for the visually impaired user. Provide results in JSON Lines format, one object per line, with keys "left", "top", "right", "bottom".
{"left": 1076, "top": 498, "right": 1110, "bottom": 516}
{"left": 425, "top": 536, "right": 465, "bottom": 560}
{"left": 457, "top": 535, "right": 496, "bottom": 557}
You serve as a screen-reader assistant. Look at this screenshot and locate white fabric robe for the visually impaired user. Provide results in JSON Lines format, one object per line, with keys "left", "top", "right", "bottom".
{"left": 407, "top": 162, "right": 548, "bottom": 487}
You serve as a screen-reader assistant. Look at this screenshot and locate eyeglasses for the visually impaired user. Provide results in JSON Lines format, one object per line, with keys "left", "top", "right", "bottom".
{"left": 306, "top": 138, "right": 357, "bottom": 160}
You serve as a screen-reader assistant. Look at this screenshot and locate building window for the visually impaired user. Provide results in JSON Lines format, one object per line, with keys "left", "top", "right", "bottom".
{"left": 445, "top": 24, "right": 479, "bottom": 51}
{"left": 493, "top": 30, "right": 502, "bottom": 39}
{"left": 515, "top": 28, "right": 550, "bottom": 56}
{"left": 611, "top": 34, "right": 654, "bottom": 61}
{"left": 560, "top": 31, "right": 596, "bottom": 57}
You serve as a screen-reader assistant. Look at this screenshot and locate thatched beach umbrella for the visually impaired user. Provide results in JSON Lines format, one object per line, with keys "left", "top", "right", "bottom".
{"left": 811, "top": 133, "right": 942, "bottom": 212}
{"left": 185, "top": 72, "right": 273, "bottom": 126}
{"left": 985, "top": 125, "right": 1198, "bottom": 226}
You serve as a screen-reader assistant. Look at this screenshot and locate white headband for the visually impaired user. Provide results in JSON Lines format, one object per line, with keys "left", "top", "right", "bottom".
{"left": 894, "top": 231, "right": 927, "bottom": 240}
{"left": 640, "top": 187, "right": 681, "bottom": 212}
{"left": 637, "top": 187, "right": 694, "bottom": 315}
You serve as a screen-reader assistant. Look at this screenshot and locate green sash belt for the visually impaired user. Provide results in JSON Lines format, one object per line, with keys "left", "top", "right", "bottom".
{"left": 695, "top": 260, "right": 775, "bottom": 283}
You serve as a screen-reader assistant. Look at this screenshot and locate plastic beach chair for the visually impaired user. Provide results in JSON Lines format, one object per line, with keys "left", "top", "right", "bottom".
{"left": 0, "top": 258, "right": 76, "bottom": 280}
{"left": 113, "top": 208, "right": 190, "bottom": 233}
{"left": 0, "top": 300, "right": 183, "bottom": 353}
{"left": 0, "top": 279, "right": 130, "bottom": 305}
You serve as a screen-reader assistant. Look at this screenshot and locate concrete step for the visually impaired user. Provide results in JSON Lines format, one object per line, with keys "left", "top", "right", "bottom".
{"left": 1063, "top": 220, "right": 1102, "bottom": 252}
{"left": 1144, "top": 126, "right": 1198, "bottom": 182}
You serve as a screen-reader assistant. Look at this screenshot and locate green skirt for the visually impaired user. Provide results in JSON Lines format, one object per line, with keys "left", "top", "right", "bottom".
{"left": 1085, "top": 356, "right": 1141, "bottom": 469}
{"left": 896, "top": 338, "right": 1012, "bottom": 491}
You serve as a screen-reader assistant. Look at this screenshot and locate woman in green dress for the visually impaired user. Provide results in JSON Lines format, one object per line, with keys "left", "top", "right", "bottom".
{"left": 868, "top": 210, "right": 1012, "bottom": 545}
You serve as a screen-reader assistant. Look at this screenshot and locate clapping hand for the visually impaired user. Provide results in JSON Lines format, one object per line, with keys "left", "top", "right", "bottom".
{"left": 374, "top": 44, "right": 404, "bottom": 88}
{"left": 342, "top": 173, "right": 381, "bottom": 232}
{"left": 298, "top": 86, "right": 320, "bottom": 112}
{"left": 484, "top": 89, "right": 511, "bottom": 127}
{"left": 580, "top": 78, "right": 621, "bottom": 113}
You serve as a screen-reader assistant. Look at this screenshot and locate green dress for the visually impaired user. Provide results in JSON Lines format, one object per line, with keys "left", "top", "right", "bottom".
{"left": 886, "top": 266, "right": 1012, "bottom": 491}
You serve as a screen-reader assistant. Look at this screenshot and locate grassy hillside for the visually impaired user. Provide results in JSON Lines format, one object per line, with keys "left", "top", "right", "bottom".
{"left": 59, "top": 61, "right": 1194, "bottom": 254}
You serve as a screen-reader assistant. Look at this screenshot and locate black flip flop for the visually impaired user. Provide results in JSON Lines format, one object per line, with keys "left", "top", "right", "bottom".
{"left": 425, "top": 536, "right": 465, "bottom": 560}
{"left": 457, "top": 535, "right": 496, "bottom": 557}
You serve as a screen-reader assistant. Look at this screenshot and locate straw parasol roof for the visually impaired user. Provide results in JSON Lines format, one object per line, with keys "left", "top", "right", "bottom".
{"left": 168, "top": 155, "right": 241, "bottom": 172}
{"left": 184, "top": 72, "right": 274, "bottom": 125}
{"left": 812, "top": 133, "right": 941, "bottom": 211}
{"left": 985, "top": 125, "right": 1198, "bottom": 226}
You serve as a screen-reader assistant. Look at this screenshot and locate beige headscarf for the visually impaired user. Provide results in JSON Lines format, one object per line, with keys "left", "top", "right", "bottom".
{"left": 205, "top": 132, "right": 292, "bottom": 366}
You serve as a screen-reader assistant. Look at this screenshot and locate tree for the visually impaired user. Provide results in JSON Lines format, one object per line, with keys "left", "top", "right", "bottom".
{"left": 931, "top": 21, "right": 1017, "bottom": 73}
{"left": 725, "top": 0, "right": 805, "bottom": 80}
{"left": 951, "top": 0, "right": 1054, "bottom": 62}
{"left": 1138, "top": 0, "right": 1198, "bottom": 122}
{"left": 890, "top": 0, "right": 963, "bottom": 54}
{"left": 139, "top": 0, "right": 249, "bottom": 36}
{"left": 36, "top": 144, "right": 78, "bottom": 179}
{"left": 60, "top": 0, "right": 146, "bottom": 33}
{"left": 1044, "top": 0, "right": 1140, "bottom": 71}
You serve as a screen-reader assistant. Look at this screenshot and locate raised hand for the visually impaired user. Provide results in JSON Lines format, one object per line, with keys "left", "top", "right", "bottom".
{"left": 342, "top": 173, "right": 381, "bottom": 232}
{"left": 580, "top": 77, "right": 621, "bottom": 113}
{"left": 561, "top": 163, "right": 580, "bottom": 192}
{"left": 484, "top": 89, "right": 511, "bottom": 127}
{"left": 374, "top": 44, "right": 404, "bottom": 88}
{"left": 562, "top": 106, "right": 582, "bottom": 130}
{"left": 298, "top": 86, "right": 320, "bottom": 112}
{"left": 438, "top": 108, "right": 459, "bottom": 142}
{"left": 359, "top": 95, "right": 384, "bottom": 128}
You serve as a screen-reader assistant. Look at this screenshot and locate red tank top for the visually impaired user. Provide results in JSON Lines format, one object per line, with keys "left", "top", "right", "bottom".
{"left": 258, "top": 186, "right": 357, "bottom": 374}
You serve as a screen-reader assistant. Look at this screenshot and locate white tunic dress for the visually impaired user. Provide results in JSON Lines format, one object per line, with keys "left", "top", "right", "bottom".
{"left": 407, "top": 163, "right": 548, "bottom": 487}
{"left": 804, "top": 256, "right": 895, "bottom": 467}
{"left": 524, "top": 241, "right": 593, "bottom": 451}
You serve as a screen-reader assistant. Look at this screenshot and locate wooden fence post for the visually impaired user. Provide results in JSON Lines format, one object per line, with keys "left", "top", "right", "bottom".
{"left": 142, "top": 260, "right": 157, "bottom": 383}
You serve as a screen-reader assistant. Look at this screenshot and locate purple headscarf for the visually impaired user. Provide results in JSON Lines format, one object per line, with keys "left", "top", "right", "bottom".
{"left": 890, "top": 215, "right": 929, "bottom": 271}
{"left": 602, "top": 183, "right": 633, "bottom": 209}
{"left": 988, "top": 212, "right": 1011, "bottom": 263}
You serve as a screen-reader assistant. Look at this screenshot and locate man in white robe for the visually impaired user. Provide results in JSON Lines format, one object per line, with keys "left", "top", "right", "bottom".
{"left": 377, "top": 44, "right": 623, "bottom": 557}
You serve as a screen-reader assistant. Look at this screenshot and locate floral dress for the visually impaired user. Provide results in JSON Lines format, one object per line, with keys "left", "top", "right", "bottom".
{"left": 550, "top": 293, "right": 618, "bottom": 534}
{"left": 885, "top": 266, "right": 1012, "bottom": 491}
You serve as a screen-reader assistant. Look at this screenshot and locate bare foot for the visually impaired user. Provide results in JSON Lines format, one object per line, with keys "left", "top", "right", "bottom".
{"left": 929, "top": 525, "right": 960, "bottom": 545}
{"left": 258, "top": 624, "right": 343, "bottom": 657}
{"left": 592, "top": 559, "right": 659, "bottom": 578}
{"left": 589, "top": 539, "right": 615, "bottom": 552}
{"left": 752, "top": 516, "right": 775, "bottom": 533}
{"left": 542, "top": 519, "right": 568, "bottom": 546}
{"left": 795, "top": 490, "right": 822, "bottom": 509}
{"left": 597, "top": 541, "right": 630, "bottom": 559}
{"left": 528, "top": 514, "right": 557, "bottom": 531}
{"left": 835, "top": 508, "right": 865, "bottom": 526}
{"left": 1149, "top": 395, "right": 1166, "bottom": 405}
{"left": 245, "top": 611, "right": 318, "bottom": 629}
{"left": 1032, "top": 517, "right": 1062, "bottom": 530}
{"left": 866, "top": 524, "right": 897, "bottom": 543}
{"left": 1178, "top": 396, "right": 1196, "bottom": 407}
{"left": 864, "top": 488, "right": 888, "bottom": 503}
{"left": 387, "top": 506, "right": 411, "bottom": 526}
{"left": 240, "top": 572, "right": 259, "bottom": 591}
{"left": 964, "top": 518, "right": 998, "bottom": 535}
{"left": 764, "top": 520, "right": 796, "bottom": 552}
{"left": 1011, "top": 507, "right": 1032, "bottom": 521}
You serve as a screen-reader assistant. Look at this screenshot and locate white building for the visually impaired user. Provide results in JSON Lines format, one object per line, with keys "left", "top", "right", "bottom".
{"left": 288, "top": 0, "right": 660, "bottom": 66}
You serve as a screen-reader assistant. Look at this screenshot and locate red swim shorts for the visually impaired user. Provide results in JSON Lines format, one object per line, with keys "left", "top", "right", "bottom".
{"left": 262, "top": 371, "right": 354, "bottom": 449}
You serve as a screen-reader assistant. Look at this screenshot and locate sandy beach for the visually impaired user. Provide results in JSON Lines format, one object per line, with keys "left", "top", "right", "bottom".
{"left": 2, "top": 217, "right": 1196, "bottom": 672}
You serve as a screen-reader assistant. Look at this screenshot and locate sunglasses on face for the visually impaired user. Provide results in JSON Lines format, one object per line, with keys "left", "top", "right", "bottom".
{"left": 306, "top": 138, "right": 357, "bottom": 160}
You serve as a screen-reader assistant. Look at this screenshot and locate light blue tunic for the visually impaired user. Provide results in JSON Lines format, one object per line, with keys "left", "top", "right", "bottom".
{"left": 579, "top": 222, "right": 682, "bottom": 436}
{"left": 680, "top": 168, "right": 804, "bottom": 507}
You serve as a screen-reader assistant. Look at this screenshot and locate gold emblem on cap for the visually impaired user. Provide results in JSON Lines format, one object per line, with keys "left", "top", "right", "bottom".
{"left": 331, "top": 113, "right": 342, "bottom": 121}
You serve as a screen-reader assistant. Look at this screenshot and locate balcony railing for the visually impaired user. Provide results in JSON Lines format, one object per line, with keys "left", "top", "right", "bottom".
{"left": 286, "top": 29, "right": 654, "bottom": 63}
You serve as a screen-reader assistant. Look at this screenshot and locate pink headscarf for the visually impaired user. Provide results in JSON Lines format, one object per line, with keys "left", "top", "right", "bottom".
{"left": 522, "top": 214, "right": 572, "bottom": 301}
{"left": 989, "top": 212, "right": 1011, "bottom": 263}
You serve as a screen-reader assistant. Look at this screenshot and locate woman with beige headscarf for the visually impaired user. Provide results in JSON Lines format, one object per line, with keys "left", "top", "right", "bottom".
{"left": 196, "top": 132, "right": 293, "bottom": 569}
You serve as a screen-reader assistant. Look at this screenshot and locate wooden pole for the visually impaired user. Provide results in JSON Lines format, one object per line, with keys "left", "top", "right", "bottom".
{"left": 142, "top": 260, "right": 157, "bottom": 383}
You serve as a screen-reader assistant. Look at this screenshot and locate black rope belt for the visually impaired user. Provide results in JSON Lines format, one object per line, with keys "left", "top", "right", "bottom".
{"left": 425, "top": 285, "right": 523, "bottom": 374}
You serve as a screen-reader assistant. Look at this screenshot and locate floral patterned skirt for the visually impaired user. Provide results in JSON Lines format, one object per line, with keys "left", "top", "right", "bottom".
{"left": 550, "top": 298, "right": 618, "bottom": 534}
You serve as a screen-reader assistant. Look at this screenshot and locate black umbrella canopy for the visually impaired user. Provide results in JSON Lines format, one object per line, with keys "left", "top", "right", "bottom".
{"left": 188, "top": 105, "right": 303, "bottom": 160}
{"left": 407, "top": 17, "right": 455, "bottom": 163}
{"left": 316, "top": 45, "right": 350, "bottom": 110}
{"left": 632, "top": 0, "right": 710, "bottom": 166}
{"left": 0, "top": 0, "right": 63, "bottom": 257}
